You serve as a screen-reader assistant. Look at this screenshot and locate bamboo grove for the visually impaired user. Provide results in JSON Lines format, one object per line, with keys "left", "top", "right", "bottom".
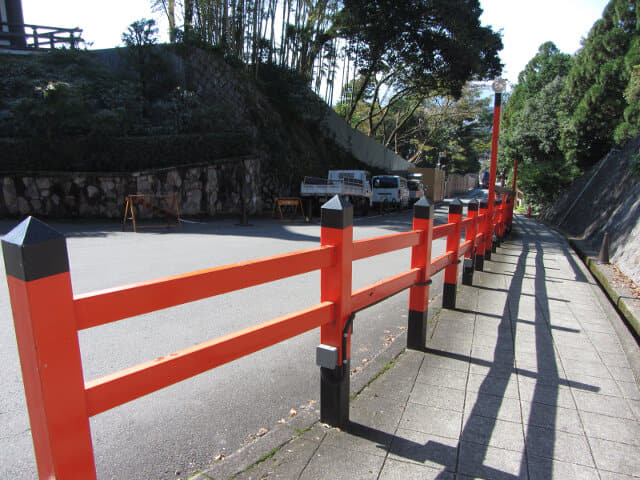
{"left": 150, "top": 0, "right": 502, "bottom": 109}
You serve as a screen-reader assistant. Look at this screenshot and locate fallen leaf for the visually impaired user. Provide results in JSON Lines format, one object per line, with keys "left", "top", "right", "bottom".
{"left": 256, "top": 428, "right": 269, "bottom": 437}
{"left": 277, "top": 418, "right": 286, "bottom": 424}
{"left": 289, "top": 408, "right": 297, "bottom": 417}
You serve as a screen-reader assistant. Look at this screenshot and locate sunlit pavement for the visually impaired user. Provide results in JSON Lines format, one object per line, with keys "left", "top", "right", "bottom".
{"left": 199, "top": 214, "right": 640, "bottom": 480}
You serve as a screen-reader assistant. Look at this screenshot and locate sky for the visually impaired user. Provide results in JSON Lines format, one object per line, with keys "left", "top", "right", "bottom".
{"left": 19, "top": 0, "right": 611, "bottom": 87}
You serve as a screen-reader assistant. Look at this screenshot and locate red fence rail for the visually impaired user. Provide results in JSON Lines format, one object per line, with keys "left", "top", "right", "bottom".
{"left": 2, "top": 192, "right": 514, "bottom": 479}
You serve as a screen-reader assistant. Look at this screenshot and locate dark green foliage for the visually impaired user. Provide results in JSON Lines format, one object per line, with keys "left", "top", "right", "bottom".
{"left": 120, "top": 19, "right": 180, "bottom": 103}
{"left": 337, "top": 0, "right": 502, "bottom": 98}
{"left": 632, "top": 151, "right": 640, "bottom": 177}
{"left": 121, "top": 18, "right": 159, "bottom": 48}
{"left": 502, "top": 0, "right": 640, "bottom": 207}
{"left": 0, "top": 47, "right": 252, "bottom": 173}
{"left": 396, "top": 85, "right": 493, "bottom": 174}
{"left": 254, "top": 63, "right": 325, "bottom": 125}
{"left": 0, "top": 48, "right": 238, "bottom": 137}
{"left": 0, "top": 133, "right": 252, "bottom": 172}
{"left": 335, "top": 0, "right": 502, "bottom": 128}
{"left": 500, "top": 43, "right": 575, "bottom": 205}
{"left": 560, "top": 0, "right": 640, "bottom": 170}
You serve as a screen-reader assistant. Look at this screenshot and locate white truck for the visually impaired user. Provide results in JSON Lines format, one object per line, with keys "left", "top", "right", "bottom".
{"left": 300, "top": 170, "right": 372, "bottom": 216}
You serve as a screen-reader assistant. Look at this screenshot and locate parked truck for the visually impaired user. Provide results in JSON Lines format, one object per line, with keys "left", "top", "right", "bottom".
{"left": 300, "top": 170, "right": 372, "bottom": 216}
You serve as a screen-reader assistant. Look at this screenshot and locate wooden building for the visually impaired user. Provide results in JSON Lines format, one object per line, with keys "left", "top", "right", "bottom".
{"left": 0, "top": 0, "right": 27, "bottom": 48}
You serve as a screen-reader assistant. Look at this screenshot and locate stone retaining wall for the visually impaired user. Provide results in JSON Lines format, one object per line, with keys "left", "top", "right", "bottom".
{"left": 541, "top": 133, "right": 640, "bottom": 285}
{"left": 0, "top": 156, "right": 279, "bottom": 219}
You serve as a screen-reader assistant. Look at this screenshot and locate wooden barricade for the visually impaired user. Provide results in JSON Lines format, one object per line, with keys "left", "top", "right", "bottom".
{"left": 122, "top": 194, "right": 181, "bottom": 232}
{"left": 271, "top": 197, "right": 305, "bottom": 221}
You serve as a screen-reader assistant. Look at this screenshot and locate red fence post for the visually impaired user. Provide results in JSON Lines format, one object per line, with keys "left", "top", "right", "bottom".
{"left": 507, "top": 194, "right": 515, "bottom": 233}
{"left": 408, "top": 197, "right": 433, "bottom": 350}
{"left": 443, "top": 199, "right": 463, "bottom": 309}
{"left": 1, "top": 217, "right": 96, "bottom": 479}
{"left": 494, "top": 197, "right": 502, "bottom": 249}
{"left": 462, "top": 199, "right": 479, "bottom": 286}
{"left": 318, "top": 196, "right": 353, "bottom": 427}
{"left": 476, "top": 199, "right": 488, "bottom": 270}
{"left": 500, "top": 196, "right": 508, "bottom": 240}
{"left": 485, "top": 198, "right": 494, "bottom": 261}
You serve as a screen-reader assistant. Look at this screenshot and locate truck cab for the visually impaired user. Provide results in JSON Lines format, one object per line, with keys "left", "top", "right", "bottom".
{"left": 300, "top": 169, "right": 372, "bottom": 216}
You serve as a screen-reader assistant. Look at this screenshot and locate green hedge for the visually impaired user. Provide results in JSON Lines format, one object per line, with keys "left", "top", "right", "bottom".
{"left": 0, "top": 132, "right": 254, "bottom": 172}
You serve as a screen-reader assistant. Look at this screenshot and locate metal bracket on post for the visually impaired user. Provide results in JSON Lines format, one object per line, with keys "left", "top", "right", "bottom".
{"left": 319, "top": 195, "right": 353, "bottom": 428}
{"left": 316, "top": 344, "right": 339, "bottom": 369}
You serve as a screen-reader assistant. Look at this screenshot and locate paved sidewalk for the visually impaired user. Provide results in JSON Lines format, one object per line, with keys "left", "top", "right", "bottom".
{"left": 196, "top": 215, "right": 640, "bottom": 480}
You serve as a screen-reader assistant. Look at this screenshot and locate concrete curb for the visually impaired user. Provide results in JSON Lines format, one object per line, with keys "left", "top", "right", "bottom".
{"left": 567, "top": 238, "right": 640, "bottom": 338}
{"left": 535, "top": 214, "right": 640, "bottom": 340}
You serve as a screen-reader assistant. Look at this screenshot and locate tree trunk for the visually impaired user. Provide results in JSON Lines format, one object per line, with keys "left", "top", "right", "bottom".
{"left": 384, "top": 98, "right": 423, "bottom": 148}
{"left": 184, "top": 0, "right": 194, "bottom": 36}
{"left": 345, "top": 69, "right": 373, "bottom": 122}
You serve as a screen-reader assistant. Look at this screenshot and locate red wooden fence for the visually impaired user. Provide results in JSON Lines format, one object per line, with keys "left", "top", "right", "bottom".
{"left": 2, "top": 192, "right": 515, "bottom": 479}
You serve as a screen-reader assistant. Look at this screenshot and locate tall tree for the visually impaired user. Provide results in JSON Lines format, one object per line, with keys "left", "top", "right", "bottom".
{"left": 500, "top": 42, "right": 573, "bottom": 204}
{"left": 151, "top": 0, "right": 177, "bottom": 42}
{"left": 560, "top": 0, "right": 640, "bottom": 170}
{"left": 335, "top": 0, "right": 502, "bottom": 125}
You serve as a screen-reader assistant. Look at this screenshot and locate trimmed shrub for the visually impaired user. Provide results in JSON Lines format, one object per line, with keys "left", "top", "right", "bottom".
{"left": 0, "top": 132, "right": 253, "bottom": 172}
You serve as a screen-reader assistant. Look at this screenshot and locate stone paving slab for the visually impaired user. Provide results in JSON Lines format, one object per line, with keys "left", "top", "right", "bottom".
{"left": 198, "top": 216, "right": 640, "bottom": 480}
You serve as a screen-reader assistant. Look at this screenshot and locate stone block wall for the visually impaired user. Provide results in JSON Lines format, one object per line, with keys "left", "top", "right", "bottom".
{"left": 0, "top": 156, "right": 279, "bottom": 219}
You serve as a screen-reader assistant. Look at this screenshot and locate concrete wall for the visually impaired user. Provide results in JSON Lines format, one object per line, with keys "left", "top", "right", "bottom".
{"left": 541, "top": 133, "right": 640, "bottom": 285}
{"left": 0, "top": 156, "right": 279, "bottom": 219}
{"left": 322, "top": 109, "right": 411, "bottom": 173}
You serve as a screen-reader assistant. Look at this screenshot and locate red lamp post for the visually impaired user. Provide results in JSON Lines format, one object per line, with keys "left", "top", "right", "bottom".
{"left": 487, "top": 78, "right": 506, "bottom": 249}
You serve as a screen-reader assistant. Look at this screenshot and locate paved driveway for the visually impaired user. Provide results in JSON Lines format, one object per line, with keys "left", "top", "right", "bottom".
{"left": 1, "top": 202, "right": 459, "bottom": 480}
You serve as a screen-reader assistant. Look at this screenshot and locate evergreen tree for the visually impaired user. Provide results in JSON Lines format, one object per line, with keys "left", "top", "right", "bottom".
{"left": 560, "top": 0, "right": 640, "bottom": 170}
{"left": 500, "top": 42, "right": 573, "bottom": 204}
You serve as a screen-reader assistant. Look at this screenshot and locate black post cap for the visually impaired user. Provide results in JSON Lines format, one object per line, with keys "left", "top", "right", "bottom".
{"left": 321, "top": 195, "right": 353, "bottom": 230}
{"left": 467, "top": 199, "right": 479, "bottom": 211}
{"left": 448, "top": 198, "right": 463, "bottom": 215}
{"left": 2, "top": 217, "right": 70, "bottom": 282}
{"left": 479, "top": 199, "right": 489, "bottom": 209}
{"left": 413, "top": 197, "right": 434, "bottom": 220}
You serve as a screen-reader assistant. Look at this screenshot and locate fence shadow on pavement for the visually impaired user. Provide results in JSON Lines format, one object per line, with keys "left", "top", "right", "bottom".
{"left": 342, "top": 217, "right": 600, "bottom": 478}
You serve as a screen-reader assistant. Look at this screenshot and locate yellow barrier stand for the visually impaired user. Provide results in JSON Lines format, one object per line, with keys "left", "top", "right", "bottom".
{"left": 122, "top": 194, "right": 181, "bottom": 232}
{"left": 272, "top": 197, "right": 305, "bottom": 221}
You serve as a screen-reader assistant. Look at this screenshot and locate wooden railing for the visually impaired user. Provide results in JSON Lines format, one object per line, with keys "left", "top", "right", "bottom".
{"left": 0, "top": 22, "right": 83, "bottom": 50}
{"left": 2, "top": 191, "right": 515, "bottom": 479}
